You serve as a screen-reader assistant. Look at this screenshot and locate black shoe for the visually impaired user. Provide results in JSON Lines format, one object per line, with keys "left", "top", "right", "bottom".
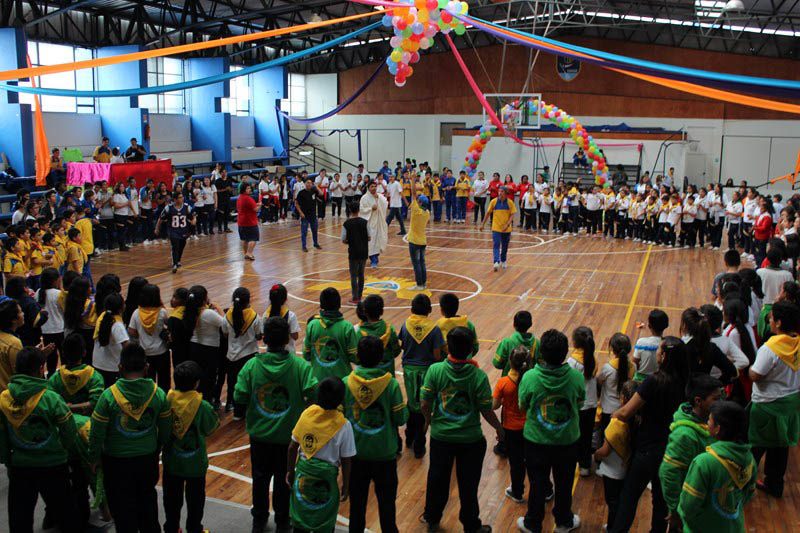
{"left": 211, "top": 399, "right": 222, "bottom": 410}
{"left": 313, "top": 244, "right": 322, "bottom": 249}
{"left": 119, "top": 245, "right": 130, "bottom": 252}
{"left": 493, "top": 442, "right": 508, "bottom": 458}
{"left": 302, "top": 247, "right": 308, "bottom": 252}
{"left": 172, "top": 265, "right": 178, "bottom": 274}
{"left": 225, "top": 403, "right": 234, "bottom": 413}
{"left": 225, "top": 228, "right": 233, "bottom": 233}
{"left": 252, "top": 519, "right": 267, "bottom": 533}
{"left": 414, "top": 446, "right": 426, "bottom": 459}
{"left": 398, "top": 231, "right": 406, "bottom": 236}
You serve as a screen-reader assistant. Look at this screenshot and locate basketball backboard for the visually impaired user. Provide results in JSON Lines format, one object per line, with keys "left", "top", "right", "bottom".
{"left": 484, "top": 93, "right": 542, "bottom": 132}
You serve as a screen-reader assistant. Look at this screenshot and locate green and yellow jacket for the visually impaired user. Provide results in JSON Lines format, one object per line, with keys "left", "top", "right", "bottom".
{"left": 0, "top": 374, "right": 80, "bottom": 467}
{"left": 303, "top": 311, "right": 359, "bottom": 380}
{"left": 163, "top": 390, "right": 219, "bottom": 478}
{"left": 357, "top": 320, "right": 401, "bottom": 375}
{"left": 518, "top": 362, "right": 584, "bottom": 445}
{"left": 678, "top": 440, "right": 756, "bottom": 533}
{"left": 493, "top": 331, "right": 540, "bottom": 375}
{"left": 48, "top": 363, "right": 105, "bottom": 411}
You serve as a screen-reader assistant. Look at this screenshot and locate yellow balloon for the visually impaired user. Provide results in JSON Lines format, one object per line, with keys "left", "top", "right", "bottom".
{"left": 418, "top": 10, "right": 429, "bottom": 22}
{"left": 460, "top": 1, "right": 468, "bottom": 14}
{"left": 390, "top": 49, "right": 402, "bottom": 62}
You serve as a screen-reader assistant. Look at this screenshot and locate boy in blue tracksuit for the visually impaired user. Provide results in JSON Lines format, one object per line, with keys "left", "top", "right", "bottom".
{"left": 441, "top": 169, "right": 457, "bottom": 223}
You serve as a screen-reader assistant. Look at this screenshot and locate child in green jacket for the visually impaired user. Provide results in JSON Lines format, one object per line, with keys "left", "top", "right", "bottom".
{"left": 355, "top": 294, "right": 400, "bottom": 375}
{"left": 678, "top": 401, "right": 756, "bottom": 533}
{"left": 343, "top": 335, "right": 408, "bottom": 533}
{"left": 235, "top": 316, "right": 318, "bottom": 533}
{"left": 660, "top": 373, "right": 722, "bottom": 525}
{"left": 0, "top": 347, "right": 81, "bottom": 533}
{"left": 48, "top": 332, "right": 104, "bottom": 415}
{"left": 493, "top": 310, "right": 540, "bottom": 375}
{"left": 89, "top": 343, "right": 172, "bottom": 533}
{"left": 303, "top": 287, "right": 359, "bottom": 380}
{"left": 163, "top": 361, "right": 219, "bottom": 533}
{"left": 436, "top": 292, "right": 479, "bottom": 358}
{"left": 517, "top": 329, "right": 584, "bottom": 533}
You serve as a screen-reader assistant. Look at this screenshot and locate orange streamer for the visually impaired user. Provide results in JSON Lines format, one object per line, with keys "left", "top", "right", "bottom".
{"left": 0, "top": 10, "right": 384, "bottom": 82}
{"left": 471, "top": 20, "right": 800, "bottom": 116}
{"left": 27, "top": 56, "right": 49, "bottom": 187}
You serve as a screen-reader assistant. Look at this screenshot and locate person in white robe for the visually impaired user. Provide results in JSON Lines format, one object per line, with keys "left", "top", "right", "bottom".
{"left": 359, "top": 179, "right": 388, "bottom": 267}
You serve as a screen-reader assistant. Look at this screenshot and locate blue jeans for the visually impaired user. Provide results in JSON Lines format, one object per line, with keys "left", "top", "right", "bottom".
{"left": 492, "top": 231, "right": 511, "bottom": 263}
{"left": 386, "top": 207, "right": 406, "bottom": 234}
{"left": 409, "top": 243, "right": 427, "bottom": 286}
{"left": 445, "top": 195, "right": 456, "bottom": 221}
{"left": 457, "top": 197, "right": 468, "bottom": 220}
{"left": 300, "top": 217, "right": 319, "bottom": 248}
{"left": 433, "top": 201, "right": 442, "bottom": 221}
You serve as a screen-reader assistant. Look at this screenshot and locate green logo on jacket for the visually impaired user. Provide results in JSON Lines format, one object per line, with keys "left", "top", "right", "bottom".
{"left": 535, "top": 394, "right": 573, "bottom": 431}
{"left": 255, "top": 383, "right": 290, "bottom": 419}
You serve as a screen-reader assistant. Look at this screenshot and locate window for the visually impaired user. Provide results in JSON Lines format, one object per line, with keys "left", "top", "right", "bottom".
{"left": 18, "top": 42, "right": 96, "bottom": 113}
{"left": 222, "top": 66, "right": 250, "bottom": 116}
{"left": 288, "top": 73, "right": 306, "bottom": 118}
{"left": 140, "top": 57, "right": 187, "bottom": 114}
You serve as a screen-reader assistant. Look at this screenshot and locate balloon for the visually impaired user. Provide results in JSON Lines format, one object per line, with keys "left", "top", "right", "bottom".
{"left": 438, "top": 0, "right": 447, "bottom": 7}
{"left": 390, "top": 36, "right": 403, "bottom": 48}
{"left": 418, "top": 10, "right": 429, "bottom": 23}
{"left": 410, "top": 51, "right": 420, "bottom": 63}
{"left": 426, "top": 0, "right": 438, "bottom": 9}
{"left": 460, "top": 1, "right": 468, "bottom": 14}
{"left": 440, "top": 10, "right": 453, "bottom": 23}
{"left": 406, "top": 66, "right": 414, "bottom": 77}
{"left": 412, "top": 22, "right": 424, "bottom": 34}
{"left": 388, "top": 62, "right": 398, "bottom": 75}
{"left": 382, "top": 15, "right": 393, "bottom": 27}
{"left": 390, "top": 49, "right": 402, "bottom": 62}
{"left": 454, "top": 23, "right": 466, "bottom": 35}
{"left": 396, "top": 19, "right": 407, "bottom": 30}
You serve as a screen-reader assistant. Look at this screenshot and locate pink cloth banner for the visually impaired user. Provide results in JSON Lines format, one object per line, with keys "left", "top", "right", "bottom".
{"left": 66, "top": 162, "right": 111, "bottom": 186}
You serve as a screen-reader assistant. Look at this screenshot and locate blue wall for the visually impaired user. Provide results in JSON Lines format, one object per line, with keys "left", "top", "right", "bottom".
{"left": 252, "top": 67, "right": 287, "bottom": 157}
{"left": 0, "top": 28, "right": 34, "bottom": 176}
{"left": 187, "top": 58, "right": 231, "bottom": 164}
{"left": 96, "top": 46, "right": 149, "bottom": 155}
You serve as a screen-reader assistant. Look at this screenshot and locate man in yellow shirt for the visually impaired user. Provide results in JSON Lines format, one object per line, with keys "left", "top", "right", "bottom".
{"left": 455, "top": 171, "right": 471, "bottom": 224}
{"left": 408, "top": 174, "right": 431, "bottom": 291}
{"left": 65, "top": 228, "right": 89, "bottom": 286}
{"left": 480, "top": 187, "right": 517, "bottom": 271}
{"left": 93, "top": 136, "right": 112, "bottom": 163}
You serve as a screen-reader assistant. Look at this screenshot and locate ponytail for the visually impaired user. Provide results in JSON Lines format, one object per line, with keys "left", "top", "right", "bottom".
{"left": 231, "top": 287, "right": 250, "bottom": 338}
{"left": 37, "top": 268, "right": 60, "bottom": 307}
{"left": 609, "top": 332, "right": 632, "bottom": 395}
{"left": 268, "top": 284, "right": 288, "bottom": 317}
{"left": 681, "top": 307, "right": 712, "bottom": 366}
{"left": 64, "top": 278, "right": 91, "bottom": 330}
{"left": 572, "top": 326, "right": 596, "bottom": 379}
{"left": 98, "top": 293, "right": 124, "bottom": 347}
{"left": 723, "top": 299, "right": 756, "bottom": 364}
{"left": 509, "top": 346, "right": 532, "bottom": 378}
{"left": 183, "top": 285, "right": 207, "bottom": 337}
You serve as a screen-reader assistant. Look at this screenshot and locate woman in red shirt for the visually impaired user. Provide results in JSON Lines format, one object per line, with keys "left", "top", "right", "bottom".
{"left": 488, "top": 172, "right": 503, "bottom": 199}
{"left": 753, "top": 196, "right": 774, "bottom": 267}
{"left": 503, "top": 174, "right": 517, "bottom": 201}
{"left": 236, "top": 182, "right": 260, "bottom": 260}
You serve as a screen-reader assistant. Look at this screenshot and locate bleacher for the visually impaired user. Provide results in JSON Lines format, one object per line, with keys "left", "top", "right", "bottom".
{"left": 559, "top": 162, "right": 640, "bottom": 188}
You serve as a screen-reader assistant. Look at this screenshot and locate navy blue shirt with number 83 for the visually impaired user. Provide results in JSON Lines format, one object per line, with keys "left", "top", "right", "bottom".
{"left": 162, "top": 204, "right": 194, "bottom": 240}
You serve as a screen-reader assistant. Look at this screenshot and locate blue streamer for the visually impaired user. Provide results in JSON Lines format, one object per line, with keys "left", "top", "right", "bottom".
{"left": 0, "top": 22, "right": 382, "bottom": 98}
{"left": 463, "top": 15, "right": 800, "bottom": 95}
{"left": 278, "top": 62, "right": 382, "bottom": 124}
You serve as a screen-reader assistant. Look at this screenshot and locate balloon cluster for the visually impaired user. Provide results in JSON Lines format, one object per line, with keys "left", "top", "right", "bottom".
{"left": 530, "top": 98, "right": 609, "bottom": 187}
{"left": 461, "top": 122, "right": 497, "bottom": 177}
{"left": 381, "top": 0, "right": 469, "bottom": 87}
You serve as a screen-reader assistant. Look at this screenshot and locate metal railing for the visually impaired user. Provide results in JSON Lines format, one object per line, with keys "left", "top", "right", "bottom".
{"left": 288, "top": 134, "right": 359, "bottom": 173}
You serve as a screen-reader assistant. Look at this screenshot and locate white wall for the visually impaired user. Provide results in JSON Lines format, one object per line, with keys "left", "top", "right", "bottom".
{"left": 149, "top": 114, "right": 192, "bottom": 153}
{"left": 40, "top": 112, "right": 101, "bottom": 156}
{"left": 231, "top": 115, "right": 255, "bottom": 148}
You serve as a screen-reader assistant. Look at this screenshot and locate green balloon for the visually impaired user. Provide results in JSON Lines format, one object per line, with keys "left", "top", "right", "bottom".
{"left": 454, "top": 23, "right": 466, "bottom": 35}
{"left": 402, "top": 27, "right": 413, "bottom": 38}
{"left": 438, "top": 0, "right": 448, "bottom": 7}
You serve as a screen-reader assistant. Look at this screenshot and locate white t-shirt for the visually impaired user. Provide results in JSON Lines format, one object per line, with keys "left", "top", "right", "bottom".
{"left": 129, "top": 308, "right": 169, "bottom": 356}
{"left": 682, "top": 204, "right": 697, "bottom": 223}
{"left": 521, "top": 191, "right": 537, "bottom": 210}
{"left": 329, "top": 179, "right": 344, "bottom": 198}
{"left": 567, "top": 355, "right": 598, "bottom": 409}
{"left": 597, "top": 443, "right": 627, "bottom": 480}
{"left": 751, "top": 342, "right": 800, "bottom": 403}
{"left": 97, "top": 191, "right": 114, "bottom": 219}
{"left": 710, "top": 335, "right": 749, "bottom": 376}
{"left": 725, "top": 201, "right": 742, "bottom": 223}
{"left": 667, "top": 204, "right": 682, "bottom": 226}
{"left": 193, "top": 188, "right": 205, "bottom": 208}
{"left": 633, "top": 335, "right": 660, "bottom": 377}
{"left": 93, "top": 322, "right": 130, "bottom": 372}
{"left": 190, "top": 309, "right": 224, "bottom": 347}
{"left": 113, "top": 193, "right": 131, "bottom": 216}
{"left": 773, "top": 202, "right": 784, "bottom": 224}
{"left": 695, "top": 196, "right": 708, "bottom": 221}
{"left": 293, "top": 181, "right": 304, "bottom": 200}
{"left": 293, "top": 419, "right": 357, "bottom": 466}
{"left": 315, "top": 176, "right": 330, "bottom": 189}
{"left": 743, "top": 198, "right": 758, "bottom": 224}
{"left": 201, "top": 185, "right": 217, "bottom": 205}
{"left": 539, "top": 194, "right": 553, "bottom": 214}
{"left": 585, "top": 193, "right": 602, "bottom": 211}
{"left": 221, "top": 312, "right": 263, "bottom": 361}
{"left": 258, "top": 181, "right": 271, "bottom": 196}
{"left": 473, "top": 179, "right": 488, "bottom": 198}
{"left": 343, "top": 179, "right": 355, "bottom": 197}
{"left": 757, "top": 267, "right": 794, "bottom": 305}
{"left": 37, "top": 289, "right": 64, "bottom": 335}
{"left": 597, "top": 361, "right": 630, "bottom": 414}
{"left": 387, "top": 181, "right": 404, "bottom": 208}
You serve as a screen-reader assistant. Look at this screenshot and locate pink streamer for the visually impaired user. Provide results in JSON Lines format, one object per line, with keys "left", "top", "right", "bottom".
{"left": 348, "top": 0, "right": 402, "bottom": 8}
{"left": 66, "top": 162, "right": 111, "bottom": 186}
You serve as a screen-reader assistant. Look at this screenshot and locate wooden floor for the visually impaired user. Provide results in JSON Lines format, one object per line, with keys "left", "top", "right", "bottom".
{"left": 93, "top": 216, "right": 798, "bottom": 532}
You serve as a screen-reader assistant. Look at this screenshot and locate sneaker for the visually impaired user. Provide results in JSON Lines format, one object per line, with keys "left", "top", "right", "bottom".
{"left": 172, "top": 265, "right": 178, "bottom": 274}
{"left": 545, "top": 488, "right": 554, "bottom": 501}
{"left": 554, "top": 514, "right": 581, "bottom": 533}
{"left": 493, "top": 442, "right": 507, "bottom": 457}
{"left": 348, "top": 299, "right": 360, "bottom": 306}
{"left": 302, "top": 247, "right": 308, "bottom": 252}
{"left": 143, "top": 239, "right": 151, "bottom": 245}
{"left": 313, "top": 244, "right": 322, "bottom": 249}
{"left": 501, "top": 262, "right": 507, "bottom": 269}
{"left": 409, "top": 285, "right": 423, "bottom": 291}
{"left": 225, "top": 403, "right": 234, "bottom": 413}
{"left": 232, "top": 414, "right": 244, "bottom": 422}
{"left": 579, "top": 467, "right": 591, "bottom": 477}
{"left": 419, "top": 515, "right": 439, "bottom": 532}
{"left": 397, "top": 231, "right": 407, "bottom": 236}
{"left": 505, "top": 486, "right": 526, "bottom": 504}
{"left": 516, "top": 517, "right": 534, "bottom": 533}
{"left": 493, "top": 262, "right": 500, "bottom": 271}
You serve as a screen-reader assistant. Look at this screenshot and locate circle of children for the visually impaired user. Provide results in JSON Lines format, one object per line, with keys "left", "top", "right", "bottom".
{"left": 0, "top": 159, "right": 798, "bottom": 533}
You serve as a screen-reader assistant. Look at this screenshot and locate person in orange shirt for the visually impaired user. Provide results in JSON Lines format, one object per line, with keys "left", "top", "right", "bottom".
{"left": 492, "top": 346, "right": 532, "bottom": 504}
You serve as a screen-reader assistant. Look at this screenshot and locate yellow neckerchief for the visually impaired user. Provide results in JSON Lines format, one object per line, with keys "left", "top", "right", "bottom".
{"left": 137, "top": 307, "right": 162, "bottom": 335}
{"left": 568, "top": 187, "right": 579, "bottom": 197}
{"left": 225, "top": 307, "right": 257, "bottom": 336}
{"left": 765, "top": 334, "right": 800, "bottom": 371}
{"left": 609, "top": 358, "right": 635, "bottom": 379}
{"left": 292, "top": 404, "right": 346, "bottom": 459}
{"left": 66, "top": 240, "right": 88, "bottom": 263}
{"left": 437, "top": 315, "right": 469, "bottom": 341}
{"left": 77, "top": 417, "right": 91, "bottom": 443}
{"left": 706, "top": 445, "right": 754, "bottom": 489}
{"left": 605, "top": 418, "right": 631, "bottom": 462}
{"left": 42, "top": 244, "right": 57, "bottom": 259}
{"left": 405, "top": 314, "right": 437, "bottom": 345}
{"left": 4, "top": 251, "right": 23, "bottom": 266}
{"left": 0, "top": 388, "right": 47, "bottom": 429}
{"left": 359, "top": 321, "right": 391, "bottom": 348}
{"left": 93, "top": 312, "right": 122, "bottom": 340}
{"left": 169, "top": 306, "right": 185, "bottom": 320}
{"left": 166, "top": 389, "right": 202, "bottom": 439}
{"left": 570, "top": 349, "right": 598, "bottom": 377}
{"left": 555, "top": 192, "right": 564, "bottom": 202}
{"left": 264, "top": 304, "right": 289, "bottom": 319}
{"left": 347, "top": 371, "right": 392, "bottom": 410}
{"left": 109, "top": 381, "right": 158, "bottom": 421}
{"left": 508, "top": 369, "right": 521, "bottom": 384}
{"left": 59, "top": 365, "right": 95, "bottom": 396}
